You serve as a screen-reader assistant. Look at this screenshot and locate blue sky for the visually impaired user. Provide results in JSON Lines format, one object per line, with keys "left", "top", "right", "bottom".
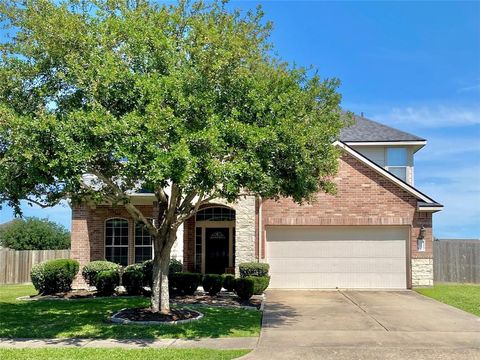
{"left": 1, "top": 1, "right": 479, "bottom": 238}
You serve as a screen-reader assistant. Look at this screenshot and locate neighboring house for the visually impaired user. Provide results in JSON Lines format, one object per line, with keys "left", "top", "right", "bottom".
{"left": 71, "top": 115, "right": 442, "bottom": 288}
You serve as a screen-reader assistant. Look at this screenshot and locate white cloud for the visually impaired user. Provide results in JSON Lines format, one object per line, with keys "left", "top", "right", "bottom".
{"left": 372, "top": 105, "right": 480, "bottom": 128}
{"left": 457, "top": 83, "right": 480, "bottom": 93}
{"left": 415, "top": 163, "right": 480, "bottom": 238}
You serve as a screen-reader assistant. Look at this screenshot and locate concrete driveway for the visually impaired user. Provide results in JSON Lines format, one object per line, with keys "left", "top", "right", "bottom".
{"left": 243, "top": 290, "right": 480, "bottom": 360}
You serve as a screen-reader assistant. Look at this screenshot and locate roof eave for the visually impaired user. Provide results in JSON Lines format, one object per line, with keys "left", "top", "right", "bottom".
{"left": 344, "top": 140, "right": 427, "bottom": 153}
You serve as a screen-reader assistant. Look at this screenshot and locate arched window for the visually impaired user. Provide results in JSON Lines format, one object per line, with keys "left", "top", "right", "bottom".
{"left": 135, "top": 221, "right": 153, "bottom": 263}
{"left": 196, "top": 207, "right": 235, "bottom": 221}
{"left": 105, "top": 218, "right": 129, "bottom": 266}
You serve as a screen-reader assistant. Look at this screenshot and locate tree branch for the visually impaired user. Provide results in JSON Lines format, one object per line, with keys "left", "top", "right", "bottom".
{"left": 89, "top": 170, "right": 158, "bottom": 236}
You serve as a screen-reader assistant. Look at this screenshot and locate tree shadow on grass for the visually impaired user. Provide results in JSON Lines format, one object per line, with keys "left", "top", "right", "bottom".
{"left": 0, "top": 296, "right": 261, "bottom": 340}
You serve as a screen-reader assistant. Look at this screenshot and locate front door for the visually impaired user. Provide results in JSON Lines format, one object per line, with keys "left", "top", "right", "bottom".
{"left": 205, "top": 228, "right": 229, "bottom": 274}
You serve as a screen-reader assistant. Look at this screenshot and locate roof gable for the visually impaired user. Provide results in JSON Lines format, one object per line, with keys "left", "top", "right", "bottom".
{"left": 334, "top": 141, "right": 442, "bottom": 209}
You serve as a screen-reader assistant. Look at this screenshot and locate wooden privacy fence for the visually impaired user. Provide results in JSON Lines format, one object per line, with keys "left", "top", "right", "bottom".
{"left": 434, "top": 240, "right": 480, "bottom": 284}
{"left": 0, "top": 249, "right": 71, "bottom": 284}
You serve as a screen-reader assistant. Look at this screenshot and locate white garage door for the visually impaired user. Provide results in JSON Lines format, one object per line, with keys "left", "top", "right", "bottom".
{"left": 266, "top": 226, "right": 408, "bottom": 289}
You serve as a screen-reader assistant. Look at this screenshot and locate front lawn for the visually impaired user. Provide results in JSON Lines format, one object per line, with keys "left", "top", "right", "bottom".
{"left": 0, "top": 348, "right": 249, "bottom": 360}
{"left": 415, "top": 284, "right": 480, "bottom": 317}
{"left": 0, "top": 285, "right": 261, "bottom": 339}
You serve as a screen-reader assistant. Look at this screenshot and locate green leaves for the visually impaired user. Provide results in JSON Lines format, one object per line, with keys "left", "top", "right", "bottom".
{"left": 0, "top": 0, "right": 344, "bottom": 214}
{"left": 0, "top": 217, "right": 70, "bottom": 250}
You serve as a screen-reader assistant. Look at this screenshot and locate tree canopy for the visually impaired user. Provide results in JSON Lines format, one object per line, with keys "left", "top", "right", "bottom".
{"left": 0, "top": 0, "right": 346, "bottom": 312}
{"left": 0, "top": 217, "right": 71, "bottom": 250}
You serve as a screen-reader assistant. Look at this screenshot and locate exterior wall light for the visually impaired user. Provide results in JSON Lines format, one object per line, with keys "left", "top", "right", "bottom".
{"left": 417, "top": 225, "right": 426, "bottom": 252}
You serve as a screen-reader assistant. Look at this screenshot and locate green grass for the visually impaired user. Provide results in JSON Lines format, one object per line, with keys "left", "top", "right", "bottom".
{"left": 0, "top": 348, "right": 250, "bottom": 360}
{"left": 0, "top": 285, "right": 261, "bottom": 339}
{"left": 416, "top": 284, "right": 480, "bottom": 317}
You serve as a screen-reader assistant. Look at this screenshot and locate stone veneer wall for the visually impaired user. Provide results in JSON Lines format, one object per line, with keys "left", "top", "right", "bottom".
{"left": 412, "top": 258, "right": 434, "bottom": 286}
{"left": 232, "top": 196, "right": 257, "bottom": 273}
{"left": 182, "top": 196, "right": 257, "bottom": 275}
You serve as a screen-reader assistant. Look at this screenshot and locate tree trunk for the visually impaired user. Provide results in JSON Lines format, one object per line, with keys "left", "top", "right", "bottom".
{"left": 150, "top": 229, "right": 176, "bottom": 313}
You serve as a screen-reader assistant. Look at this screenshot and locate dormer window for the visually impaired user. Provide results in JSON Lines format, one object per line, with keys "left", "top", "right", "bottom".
{"left": 386, "top": 147, "right": 408, "bottom": 182}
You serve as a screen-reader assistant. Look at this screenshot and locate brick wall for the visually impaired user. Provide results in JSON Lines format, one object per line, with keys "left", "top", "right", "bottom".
{"left": 261, "top": 152, "right": 433, "bottom": 288}
{"left": 71, "top": 204, "right": 154, "bottom": 287}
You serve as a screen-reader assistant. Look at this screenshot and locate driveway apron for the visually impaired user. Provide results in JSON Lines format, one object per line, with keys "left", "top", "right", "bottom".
{"left": 242, "top": 290, "right": 480, "bottom": 360}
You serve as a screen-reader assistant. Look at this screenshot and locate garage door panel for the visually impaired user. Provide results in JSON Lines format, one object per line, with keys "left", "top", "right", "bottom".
{"left": 268, "top": 272, "right": 406, "bottom": 289}
{"left": 267, "top": 240, "right": 406, "bottom": 258}
{"left": 266, "top": 226, "right": 408, "bottom": 289}
{"left": 268, "top": 258, "right": 406, "bottom": 274}
{"left": 267, "top": 226, "right": 408, "bottom": 242}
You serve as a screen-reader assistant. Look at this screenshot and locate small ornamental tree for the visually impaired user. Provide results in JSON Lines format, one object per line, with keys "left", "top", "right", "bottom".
{"left": 0, "top": 217, "right": 70, "bottom": 250}
{"left": 0, "top": 0, "right": 345, "bottom": 313}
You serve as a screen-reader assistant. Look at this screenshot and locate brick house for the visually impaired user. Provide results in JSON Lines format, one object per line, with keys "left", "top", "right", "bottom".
{"left": 71, "top": 115, "right": 442, "bottom": 288}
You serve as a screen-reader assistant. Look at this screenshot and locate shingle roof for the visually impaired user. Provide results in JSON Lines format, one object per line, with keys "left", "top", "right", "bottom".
{"left": 339, "top": 114, "right": 425, "bottom": 142}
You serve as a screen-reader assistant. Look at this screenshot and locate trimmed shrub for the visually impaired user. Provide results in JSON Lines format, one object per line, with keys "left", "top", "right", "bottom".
{"left": 141, "top": 260, "right": 153, "bottom": 288}
{"left": 95, "top": 270, "right": 120, "bottom": 296}
{"left": 169, "top": 272, "right": 202, "bottom": 295}
{"left": 81, "top": 261, "right": 121, "bottom": 288}
{"left": 233, "top": 278, "right": 254, "bottom": 301}
{"left": 246, "top": 275, "right": 270, "bottom": 295}
{"left": 202, "top": 274, "right": 223, "bottom": 296}
{"left": 122, "top": 264, "right": 144, "bottom": 295}
{"left": 30, "top": 259, "right": 79, "bottom": 295}
{"left": 239, "top": 262, "right": 269, "bottom": 278}
{"left": 222, "top": 274, "right": 235, "bottom": 292}
{"left": 169, "top": 258, "right": 183, "bottom": 274}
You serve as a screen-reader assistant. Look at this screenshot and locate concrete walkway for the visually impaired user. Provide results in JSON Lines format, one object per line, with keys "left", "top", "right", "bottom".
{"left": 0, "top": 337, "right": 258, "bottom": 350}
{"left": 241, "top": 290, "right": 480, "bottom": 360}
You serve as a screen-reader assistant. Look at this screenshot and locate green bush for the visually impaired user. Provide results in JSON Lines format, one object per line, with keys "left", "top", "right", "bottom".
{"left": 122, "top": 264, "right": 144, "bottom": 295}
{"left": 169, "top": 258, "right": 183, "bottom": 274}
{"left": 222, "top": 274, "right": 235, "bottom": 292}
{"left": 239, "top": 262, "right": 269, "bottom": 277}
{"left": 233, "top": 278, "right": 254, "bottom": 301}
{"left": 0, "top": 217, "right": 70, "bottom": 250}
{"left": 141, "top": 260, "right": 153, "bottom": 288}
{"left": 30, "top": 259, "right": 79, "bottom": 295}
{"left": 246, "top": 275, "right": 270, "bottom": 295}
{"left": 169, "top": 272, "right": 202, "bottom": 295}
{"left": 95, "top": 270, "right": 120, "bottom": 296}
{"left": 81, "top": 260, "right": 121, "bottom": 288}
{"left": 202, "top": 274, "right": 223, "bottom": 296}
{"left": 142, "top": 258, "right": 184, "bottom": 289}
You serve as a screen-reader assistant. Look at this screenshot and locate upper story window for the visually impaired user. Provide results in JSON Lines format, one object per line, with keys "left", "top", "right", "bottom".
{"left": 386, "top": 147, "right": 408, "bottom": 182}
{"left": 105, "top": 218, "right": 129, "bottom": 266}
{"left": 135, "top": 221, "right": 153, "bottom": 263}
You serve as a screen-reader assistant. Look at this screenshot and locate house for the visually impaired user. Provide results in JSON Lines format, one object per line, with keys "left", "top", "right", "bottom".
{"left": 71, "top": 115, "right": 442, "bottom": 289}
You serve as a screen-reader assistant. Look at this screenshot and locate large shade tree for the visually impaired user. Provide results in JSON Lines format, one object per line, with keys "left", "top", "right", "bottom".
{"left": 0, "top": 0, "right": 345, "bottom": 313}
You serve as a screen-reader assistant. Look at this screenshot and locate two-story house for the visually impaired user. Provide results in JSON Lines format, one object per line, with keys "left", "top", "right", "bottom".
{"left": 71, "top": 115, "right": 442, "bottom": 289}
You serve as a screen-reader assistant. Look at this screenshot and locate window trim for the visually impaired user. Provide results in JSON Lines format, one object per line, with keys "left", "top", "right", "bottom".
{"left": 134, "top": 219, "right": 154, "bottom": 263}
{"left": 104, "top": 217, "right": 129, "bottom": 266}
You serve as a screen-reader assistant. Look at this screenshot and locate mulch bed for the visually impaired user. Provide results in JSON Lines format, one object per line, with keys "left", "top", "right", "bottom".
{"left": 171, "top": 291, "right": 263, "bottom": 310}
{"left": 114, "top": 307, "right": 200, "bottom": 323}
{"left": 20, "top": 289, "right": 101, "bottom": 300}
{"left": 19, "top": 289, "right": 263, "bottom": 310}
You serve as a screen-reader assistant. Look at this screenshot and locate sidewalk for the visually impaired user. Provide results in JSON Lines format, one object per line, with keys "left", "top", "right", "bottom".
{"left": 0, "top": 337, "right": 258, "bottom": 350}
